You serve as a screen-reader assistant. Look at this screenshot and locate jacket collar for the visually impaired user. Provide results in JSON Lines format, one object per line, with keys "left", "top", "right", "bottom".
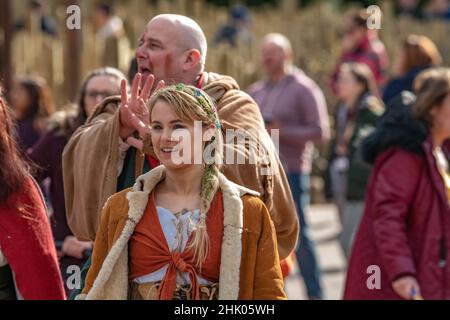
{"left": 88, "top": 165, "right": 259, "bottom": 300}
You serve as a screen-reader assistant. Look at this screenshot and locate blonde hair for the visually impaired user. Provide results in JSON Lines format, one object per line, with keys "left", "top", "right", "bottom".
{"left": 147, "top": 84, "right": 223, "bottom": 267}
{"left": 413, "top": 67, "right": 450, "bottom": 127}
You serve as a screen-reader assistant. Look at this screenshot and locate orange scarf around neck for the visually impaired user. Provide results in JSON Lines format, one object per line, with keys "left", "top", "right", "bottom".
{"left": 129, "top": 190, "right": 223, "bottom": 300}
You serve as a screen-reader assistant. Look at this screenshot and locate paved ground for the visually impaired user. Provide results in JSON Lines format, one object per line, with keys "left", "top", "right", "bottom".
{"left": 284, "top": 203, "right": 347, "bottom": 300}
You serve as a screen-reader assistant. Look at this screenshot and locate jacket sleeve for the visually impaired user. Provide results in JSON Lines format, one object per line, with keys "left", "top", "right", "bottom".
{"left": 79, "top": 197, "right": 113, "bottom": 298}
{"left": 218, "top": 89, "right": 299, "bottom": 260}
{"left": 253, "top": 199, "right": 287, "bottom": 300}
{"left": 2, "top": 177, "right": 66, "bottom": 300}
{"left": 62, "top": 99, "right": 121, "bottom": 241}
{"left": 371, "top": 149, "right": 423, "bottom": 282}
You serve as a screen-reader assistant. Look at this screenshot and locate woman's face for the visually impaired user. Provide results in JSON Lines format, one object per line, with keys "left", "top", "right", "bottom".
{"left": 10, "top": 82, "right": 31, "bottom": 121}
{"left": 431, "top": 93, "right": 450, "bottom": 140}
{"left": 83, "top": 75, "right": 121, "bottom": 117}
{"left": 150, "top": 100, "right": 210, "bottom": 170}
{"left": 337, "top": 69, "right": 363, "bottom": 103}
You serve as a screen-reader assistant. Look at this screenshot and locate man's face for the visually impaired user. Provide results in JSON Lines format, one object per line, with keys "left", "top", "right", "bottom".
{"left": 136, "top": 19, "right": 185, "bottom": 86}
{"left": 261, "top": 42, "right": 285, "bottom": 76}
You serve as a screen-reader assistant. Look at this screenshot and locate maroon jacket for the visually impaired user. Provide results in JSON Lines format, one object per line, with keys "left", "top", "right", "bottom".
{"left": 0, "top": 175, "right": 66, "bottom": 300}
{"left": 344, "top": 93, "right": 450, "bottom": 299}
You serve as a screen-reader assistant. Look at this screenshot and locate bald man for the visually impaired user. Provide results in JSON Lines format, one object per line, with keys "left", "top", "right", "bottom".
{"left": 248, "top": 33, "right": 329, "bottom": 299}
{"left": 63, "top": 15, "right": 298, "bottom": 261}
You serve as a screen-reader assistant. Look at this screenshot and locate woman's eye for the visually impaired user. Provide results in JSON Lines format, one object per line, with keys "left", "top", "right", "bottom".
{"left": 173, "top": 124, "right": 185, "bottom": 130}
{"left": 151, "top": 125, "right": 162, "bottom": 130}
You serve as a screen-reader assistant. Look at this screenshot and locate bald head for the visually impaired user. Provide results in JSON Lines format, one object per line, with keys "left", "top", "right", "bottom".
{"left": 262, "top": 33, "right": 293, "bottom": 60}
{"left": 148, "top": 14, "right": 207, "bottom": 70}
{"left": 260, "top": 33, "right": 293, "bottom": 79}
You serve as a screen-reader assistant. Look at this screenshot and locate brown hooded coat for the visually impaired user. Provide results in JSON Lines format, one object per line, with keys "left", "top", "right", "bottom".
{"left": 62, "top": 72, "right": 298, "bottom": 259}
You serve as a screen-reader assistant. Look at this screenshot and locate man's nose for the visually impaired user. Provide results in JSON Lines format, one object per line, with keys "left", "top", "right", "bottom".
{"left": 136, "top": 45, "right": 146, "bottom": 59}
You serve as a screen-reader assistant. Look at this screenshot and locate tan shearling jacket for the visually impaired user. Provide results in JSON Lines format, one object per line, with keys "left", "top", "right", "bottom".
{"left": 77, "top": 166, "right": 286, "bottom": 300}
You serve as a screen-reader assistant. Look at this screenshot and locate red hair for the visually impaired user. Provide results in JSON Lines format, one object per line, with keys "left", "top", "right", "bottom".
{"left": 400, "top": 35, "right": 442, "bottom": 75}
{"left": 0, "top": 87, "right": 29, "bottom": 206}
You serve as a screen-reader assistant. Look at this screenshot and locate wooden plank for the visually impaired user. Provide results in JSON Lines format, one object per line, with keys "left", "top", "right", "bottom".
{"left": 64, "top": 0, "right": 81, "bottom": 102}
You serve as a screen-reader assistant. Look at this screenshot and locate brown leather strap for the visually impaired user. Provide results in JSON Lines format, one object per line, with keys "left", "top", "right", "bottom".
{"left": 128, "top": 281, "right": 219, "bottom": 300}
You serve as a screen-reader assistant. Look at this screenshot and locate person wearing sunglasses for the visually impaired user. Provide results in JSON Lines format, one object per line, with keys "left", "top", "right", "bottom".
{"left": 27, "top": 67, "right": 126, "bottom": 296}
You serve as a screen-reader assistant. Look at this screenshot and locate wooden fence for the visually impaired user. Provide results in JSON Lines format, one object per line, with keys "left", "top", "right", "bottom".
{"left": 8, "top": 0, "right": 450, "bottom": 108}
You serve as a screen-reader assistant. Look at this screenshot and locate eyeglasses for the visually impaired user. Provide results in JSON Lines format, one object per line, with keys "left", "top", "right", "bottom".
{"left": 85, "top": 90, "right": 116, "bottom": 99}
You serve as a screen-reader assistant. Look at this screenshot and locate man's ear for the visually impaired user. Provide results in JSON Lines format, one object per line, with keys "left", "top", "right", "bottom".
{"left": 183, "top": 49, "right": 202, "bottom": 72}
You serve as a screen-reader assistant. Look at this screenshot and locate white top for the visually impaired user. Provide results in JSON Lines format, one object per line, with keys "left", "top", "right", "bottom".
{"left": 133, "top": 207, "right": 211, "bottom": 285}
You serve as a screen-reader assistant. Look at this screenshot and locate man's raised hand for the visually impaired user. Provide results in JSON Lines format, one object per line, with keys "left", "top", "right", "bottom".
{"left": 118, "top": 73, "right": 164, "bottom": 145}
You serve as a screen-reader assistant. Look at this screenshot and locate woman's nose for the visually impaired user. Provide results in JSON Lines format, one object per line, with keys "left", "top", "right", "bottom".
{"left": 161, "top": 128, "right": 173, "bottom": 142}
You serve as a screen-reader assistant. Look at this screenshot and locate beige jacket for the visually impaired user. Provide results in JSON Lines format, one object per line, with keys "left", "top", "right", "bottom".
{"left": 62, "top": 72, "right": 298, "bottom": 259}
{"left": 77, "top": 166, "right": 286, "bottom": 300}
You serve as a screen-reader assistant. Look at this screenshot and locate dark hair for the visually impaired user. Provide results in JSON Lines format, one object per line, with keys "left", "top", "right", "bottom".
{"left": 0, "top": 88, "right": 30, "bottom": 206}
{"left": 30, "top": 0, "right": 43, "bottom": 10}
{"left": 96, "top": 3, "right": 112, "bottom": 16}
{"left": 15, "top": 76, "right": 55, "bottom": 133}
{"left": 349, "top": 9, "right": 370, "bottom": 28}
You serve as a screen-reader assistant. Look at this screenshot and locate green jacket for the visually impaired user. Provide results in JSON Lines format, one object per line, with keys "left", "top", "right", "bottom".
{"left": 346, "top": 95, "right": 384, "bottom": 200}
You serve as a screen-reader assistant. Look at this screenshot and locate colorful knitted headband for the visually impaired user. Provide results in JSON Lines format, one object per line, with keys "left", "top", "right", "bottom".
{"left": 173, "top": 83, "right": 221, "bottom": 130}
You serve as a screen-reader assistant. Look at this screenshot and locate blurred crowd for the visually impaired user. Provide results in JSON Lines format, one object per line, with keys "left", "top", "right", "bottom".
{"left": 1, "top": 0, "right": 450, "bottom": 301}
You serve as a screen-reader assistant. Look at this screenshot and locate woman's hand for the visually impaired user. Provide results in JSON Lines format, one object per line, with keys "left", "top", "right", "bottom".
{"left": 118, "top": 73, "right": 165, "bottom": 142}
{"left": 61, "top": 236, "right": 92, "bottom": 259}
{"left": 392, "top": 276, "right": 422, "bottom": 300}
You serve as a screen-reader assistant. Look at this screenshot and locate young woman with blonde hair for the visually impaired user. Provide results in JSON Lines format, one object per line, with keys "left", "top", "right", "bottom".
{"left": 77, "top": 83, "right": 285, "bottom": 300}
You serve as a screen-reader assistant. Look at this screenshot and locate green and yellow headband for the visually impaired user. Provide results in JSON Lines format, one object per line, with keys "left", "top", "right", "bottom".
{"left": 172, "top": 83, "right": 221, "bottom": 130}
